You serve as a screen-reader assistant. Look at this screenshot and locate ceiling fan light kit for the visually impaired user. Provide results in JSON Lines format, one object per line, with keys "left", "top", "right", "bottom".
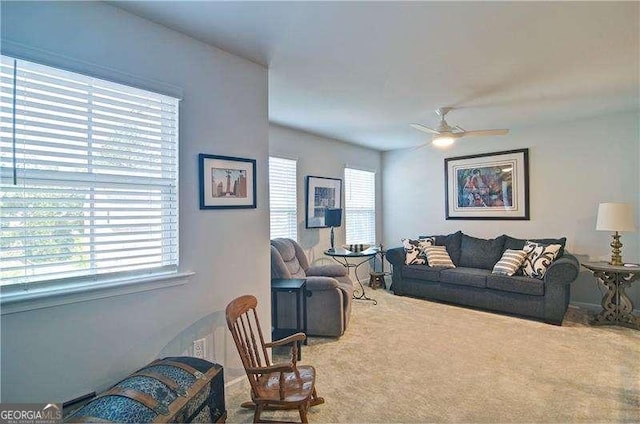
{"left": 411, "top": 107, "right": 509, "bottom": 147}
{"left": 432, "top": 135, "right": 456, "bottom": 147}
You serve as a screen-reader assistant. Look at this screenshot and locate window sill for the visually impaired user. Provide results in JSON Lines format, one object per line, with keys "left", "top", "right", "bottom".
{"left": 0, "top": 271, "right": 194, "bottom": 315}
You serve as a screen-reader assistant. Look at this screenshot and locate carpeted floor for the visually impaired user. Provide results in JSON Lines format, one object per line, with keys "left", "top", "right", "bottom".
{"left": 225, "top": 289, "right": 640, "bottom": 423}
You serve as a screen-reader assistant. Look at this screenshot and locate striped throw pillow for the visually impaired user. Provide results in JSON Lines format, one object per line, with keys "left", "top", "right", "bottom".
{"left": 492, "top": 249, "right": 527, "bottom": 276}
{"left": 423, "top": 245, "right": 455, "bottom": 268}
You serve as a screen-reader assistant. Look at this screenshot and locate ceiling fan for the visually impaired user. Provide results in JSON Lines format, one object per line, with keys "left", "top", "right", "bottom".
{"left": 410, "top": 107, "right": 509, "bottom": 147}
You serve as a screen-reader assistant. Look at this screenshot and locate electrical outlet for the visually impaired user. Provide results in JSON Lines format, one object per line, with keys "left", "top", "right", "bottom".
{"left": 193, "top": 338, "right": 206, "bottom": 359}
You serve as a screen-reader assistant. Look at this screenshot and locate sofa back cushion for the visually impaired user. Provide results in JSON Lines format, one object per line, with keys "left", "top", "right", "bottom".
{"left": 459, "top": 234, "right": 506, "bottom": 270}
{"left": 420, "top": 231, "right": 463, "bottom": 266}
{"left": 503, "top": 235, "right": 567, "bottom": 257}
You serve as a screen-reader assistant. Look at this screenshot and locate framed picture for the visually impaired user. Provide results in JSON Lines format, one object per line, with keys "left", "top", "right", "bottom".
{"left": 445, "top": 148, "right": 529, "bottom": 220}
{"left": 199, "top": 154, "right": 256, "bottom": 209}
{"left": 305, "top": 176, "right": 342, "bottom": 228}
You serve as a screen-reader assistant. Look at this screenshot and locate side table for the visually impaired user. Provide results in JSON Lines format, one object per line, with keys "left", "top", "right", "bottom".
{"left": 271, "top": 278, "right": 308, "bottom": 360}
{"left": 581, "top": 261, "right": 640, "bottom": 330}
{"left": 324, "top": 247, "right": 378, "bottom": 304}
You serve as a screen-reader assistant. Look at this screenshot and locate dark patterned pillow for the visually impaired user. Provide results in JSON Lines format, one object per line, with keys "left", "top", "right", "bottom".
{"left": 522, "top": 241, "right": 562, "bottom": 279}
{"left": 401, "top": 237, "right": 434, "bottom": 265}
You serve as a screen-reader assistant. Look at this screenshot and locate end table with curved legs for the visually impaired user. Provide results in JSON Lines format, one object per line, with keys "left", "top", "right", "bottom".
{"left": 582, "top": 261, "right": 640, "bottom": 330}
{"left": 324, "top": 247, "right": 378, "bottom": 304}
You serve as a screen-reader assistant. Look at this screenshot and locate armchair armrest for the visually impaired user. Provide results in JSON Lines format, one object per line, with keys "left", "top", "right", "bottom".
{"left": 307, "top": 263, "right": 348, "bottom": 277}
{"left": 544, "top": 253, "right": 580, "bottom": 285}
{"left": 386, "top": 247, "right": 405, "bottom": 267}
{"left": 305, "top": 276, "right": 339, "bottom": 291}
{"left": 265, "top": 332, "right": 306, "bottom": 348}
{"left": 246, "top": 363, "right": 295, "bottom": 374}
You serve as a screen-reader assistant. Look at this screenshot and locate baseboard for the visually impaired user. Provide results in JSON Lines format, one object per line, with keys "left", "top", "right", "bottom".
{"left": 224, "top": 375, "right": 245, "bottom": 389}
{"left": 570, "top": 301, "right": 640, "bottom": 314}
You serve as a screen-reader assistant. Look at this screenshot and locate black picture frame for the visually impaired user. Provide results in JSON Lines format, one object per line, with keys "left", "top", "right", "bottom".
{"left": 305, "top": 176, "right": 342, "bottom": 228}
{"left": 444, "top": 148, "right": 529, "bottom": 220}
{"left": 199, "top": 153, "right": 257, "bottom": 209}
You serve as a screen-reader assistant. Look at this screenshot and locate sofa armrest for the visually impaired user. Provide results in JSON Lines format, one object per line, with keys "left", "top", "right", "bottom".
{"left": 305, "top": 276, "right": 340, "bottom": 291}
{"left": 307, "top": 264, "right": 348, "bottom": 278}
{"left": 386, "top": 247, "right": 405, "bottom": 267}
{"left": 544, "top": 253, "right": 580, "bottom": 285}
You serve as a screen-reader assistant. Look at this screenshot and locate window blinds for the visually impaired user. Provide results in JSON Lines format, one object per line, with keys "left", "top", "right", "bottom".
{"left": 269, "top": 156, "right": 297, "bottom": 240}
{"left": 0, "top": 56, "right": 180, "bottom": 286}
{"left": 345, "top": 167, "right": 376, "bottom": 245}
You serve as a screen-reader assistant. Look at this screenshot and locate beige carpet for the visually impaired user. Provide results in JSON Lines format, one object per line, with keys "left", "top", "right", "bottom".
{"left": 225, "top": 289, "right": 640, "bottom": 423}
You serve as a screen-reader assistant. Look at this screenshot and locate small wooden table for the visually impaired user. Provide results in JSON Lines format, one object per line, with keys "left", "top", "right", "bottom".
{"left": 271, "top": 278, "right": 308, "bottom": 359}
{"left": 369, "top": 249, "right": 389, "bottom": 290}
{"left": 582, "top": 261, "right": 640, "bottom": 330}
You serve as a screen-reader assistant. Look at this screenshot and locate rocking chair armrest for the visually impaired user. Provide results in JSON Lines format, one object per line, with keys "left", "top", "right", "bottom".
{"left": 265, "top": 332, "right": 306, "bottom": 348}
{"left": 246, "top": 363, "right": 295, "bottom": 374}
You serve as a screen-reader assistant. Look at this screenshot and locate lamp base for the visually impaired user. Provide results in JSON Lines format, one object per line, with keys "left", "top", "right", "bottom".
{"left": 609, "top": 231, "right": 624, "bottom": 267}
{"left": 329, "top": 227, "right": 335, "bottom": 252}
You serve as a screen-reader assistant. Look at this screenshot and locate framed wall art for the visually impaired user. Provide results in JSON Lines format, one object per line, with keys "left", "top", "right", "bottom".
{"left": 305, "top": 176, "right": 342, "bottom": 228}
{"left": 199, "top": 154, "right": 256, "bottom": 209}
{"left": 445, "top": 148, "right": 529, "bottom": 220}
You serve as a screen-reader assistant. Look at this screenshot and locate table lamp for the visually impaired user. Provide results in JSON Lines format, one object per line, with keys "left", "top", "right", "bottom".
{"left": 596, "top": 202, "right": 636, "bottom": 266}
{"left": 324, "top": 208, "right": 342, "bottom": 252}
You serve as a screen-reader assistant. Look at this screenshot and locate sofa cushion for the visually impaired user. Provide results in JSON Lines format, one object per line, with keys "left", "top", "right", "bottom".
{"left": 522, "top": 241, "right": 562, "bottom": 279}
{"left": 503, "top": 235, "right": 567, "bottom": 257}
{"left": 486, "top": 274, "right": 544, "bottom": 296}
{"left": 402, "top": 265, "right": 441, "bottom": 281}
{"left": 401, "top": 237, "right": 433, "bottom": 265}
{"left": 424, "top": 246, "right": 456, "bottom": 268}
{"left": 439, "top": 267, "right": 490, "bottom": 288}
{"left": 492, "top": 249, "right": 528, "bottom": 276}
{"left": 420, "top": 231, "right": 463, "bottom": 266}
{"left": 459, "top": 234, "right": 506, "bottom": 270}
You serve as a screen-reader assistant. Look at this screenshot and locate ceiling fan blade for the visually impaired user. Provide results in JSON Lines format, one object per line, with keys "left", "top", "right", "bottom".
{"left": 410, "top": 123, "right": 440, "bottom": 134}
{"left": 460, "top": 129, "right": 509, "bottom": 138}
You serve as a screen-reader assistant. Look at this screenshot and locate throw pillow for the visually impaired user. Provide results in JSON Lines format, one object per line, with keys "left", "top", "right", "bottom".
{"left": 423, "top": 245, "right": 456, "bottom": 268}
{"left": 522, "top": 241, "right": 562, "bottom": 279}
{"left": 421, "top": 231, "right": 463, "bottom": 266}
{"left": 503, "top": 235, "right": 567, "bottom": 258}
{"left": 492, "top": 249, "right": 528, "bottom": 276}
{"left": 401, "top": 238, "right": 433, "bottom": 265}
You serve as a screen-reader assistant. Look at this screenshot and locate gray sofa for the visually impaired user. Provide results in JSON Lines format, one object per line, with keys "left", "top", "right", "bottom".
{"left": 271, "top": 238, "right": 353, "bottom": 337}
{"left": 386, "top": 231, "right": 580, "bottom": 324}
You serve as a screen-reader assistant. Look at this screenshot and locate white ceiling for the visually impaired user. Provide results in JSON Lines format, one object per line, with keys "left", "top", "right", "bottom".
{"left": 114, "top": 1, "right": 639, "bottom": 151}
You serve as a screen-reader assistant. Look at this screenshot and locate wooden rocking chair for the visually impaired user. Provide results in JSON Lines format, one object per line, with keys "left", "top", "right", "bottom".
{"left": 225, "top": 295, "right": 325, "bottom": 423}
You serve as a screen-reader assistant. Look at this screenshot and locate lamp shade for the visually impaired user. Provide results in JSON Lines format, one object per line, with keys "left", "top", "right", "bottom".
{"left": 596, "top": 202, "right": 636, "bottom": 232}
{"left": 324, "top": 208, "right": 342, "bottom": 228}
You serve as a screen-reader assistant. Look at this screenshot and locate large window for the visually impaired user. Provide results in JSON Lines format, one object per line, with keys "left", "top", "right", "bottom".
{"left": 0, "top": 56, "right": 180, "bottom": 287}
{"left": 269, "top": 156, "right": 297, "bottom": 240}
{"left": 344, "top": 167, "right": 375, "bottom": 245}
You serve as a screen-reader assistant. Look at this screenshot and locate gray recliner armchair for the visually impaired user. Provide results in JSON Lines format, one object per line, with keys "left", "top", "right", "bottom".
{"left": 271, "top": 238, "right": 354, "bottom": 337}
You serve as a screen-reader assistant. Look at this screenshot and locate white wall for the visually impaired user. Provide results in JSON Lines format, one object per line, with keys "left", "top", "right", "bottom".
{"left": 1, "top": 2, "right": 269, "bottom": 402}
{"left": 269, "top": 124, "right": 382, "bottom": 267}
{"left": 383, "top": 112, "right": 640, "bottom": 307}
